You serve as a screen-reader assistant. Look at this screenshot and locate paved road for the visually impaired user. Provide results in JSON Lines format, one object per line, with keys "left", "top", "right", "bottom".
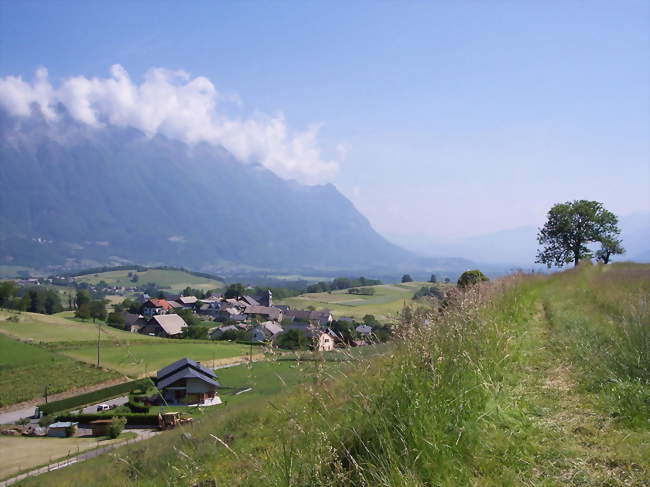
{"left": 79, "top": 396, "right": 128, "bottom": 414}
{"left": 0, "top": 406, "right": 36, "bottom": 425}
{"left": 0, "top": 429, "right": 159, "bottom": 487}
{"left": 0, "top": 396, "right": 130, "bottom": 425}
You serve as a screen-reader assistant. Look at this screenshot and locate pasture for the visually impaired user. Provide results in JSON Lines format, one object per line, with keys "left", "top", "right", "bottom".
{"left": 0, "top": 334, "right": 119, "bottom": 407}
{"left": 0, "top": 310, "right": 160, "bottom": 344}
{"left": 73, "top": 268, "right": 223, "bottom": 293}
{"left": 61, "top": 341, "right": 253, "bottom": 377}
{"left": 277, "top": 281, "right": 433, "bottom": 320}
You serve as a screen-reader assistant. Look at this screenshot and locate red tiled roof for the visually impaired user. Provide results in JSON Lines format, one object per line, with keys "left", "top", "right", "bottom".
{"left": 147, "top": 298, "right": 173, "bottom": 310}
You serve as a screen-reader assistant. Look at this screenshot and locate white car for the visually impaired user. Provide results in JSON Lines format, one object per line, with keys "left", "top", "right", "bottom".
{"left": 96, "top": 404, "right": 110, "bottom": 412}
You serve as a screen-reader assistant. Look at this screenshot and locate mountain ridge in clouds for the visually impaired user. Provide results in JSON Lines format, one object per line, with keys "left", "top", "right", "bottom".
{"left": 0, "top": 110, "right": 475, "bottom": 275}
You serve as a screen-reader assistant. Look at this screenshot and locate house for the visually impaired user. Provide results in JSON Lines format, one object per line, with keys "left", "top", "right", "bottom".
{"left": 355, "top": 325, "right": 373, "bottom": 336}
{"left": 285, "top": 309, "right": 333, "bottom": 327}
{"left": 209, "top": 324, "right": 240, "bottom": 340}
{"left": 176, "top": 295, "right": 198, "bottom": 310}
{"left": 282, "top": 323, "right": 335, "bottom": 351}
{"left": 241, "top": 295, "right": 260, "bottom": 307}
{"left": 142, "top": 298, "right": 173, "bottom": 317}
{"left": 244, "top": 305, "right": 283, "bottom": 322}
{"left": 249, "top": 321, "right": 284, "bottom": 343}
{"left": 315, "top": 331, "right": 335, "bottom": 351}
{"left": 216, "top": 305, "right": 244, "bottom": 322}
{"left": 47, "top": 421, "right": 78, "bottom": 438}
{"left": 256, "top": 290, "right": 273, "bottom": 307}
{"left": 122, "top": 312, "right": 147, "bottom": 333}
{"left": 156, "top": 358, "right": 221, "bottom": 406}
{"left": 197, "top": 298, "right": 222, "bottom": 317}
{"left": 140, "top": 314, "right": 188, "bottom": 338}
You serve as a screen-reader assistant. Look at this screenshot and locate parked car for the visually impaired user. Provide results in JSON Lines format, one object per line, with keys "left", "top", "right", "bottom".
{"left": 96, "top": 404, "right": 110, "bottom": 412}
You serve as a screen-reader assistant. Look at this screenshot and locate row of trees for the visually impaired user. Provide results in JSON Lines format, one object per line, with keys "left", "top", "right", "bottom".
{"left": 306, "top": 277, "right": 382, "bottom": 294}
{"left": 0, "top": 282, "right": 63, "bottom": 314}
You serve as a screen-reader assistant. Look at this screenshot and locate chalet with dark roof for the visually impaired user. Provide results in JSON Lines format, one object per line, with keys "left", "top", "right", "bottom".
{"left": 156, "top": 358, "right": 221, "bottom": 406}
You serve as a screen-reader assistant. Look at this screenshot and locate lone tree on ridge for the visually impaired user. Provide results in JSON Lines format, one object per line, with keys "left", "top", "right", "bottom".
{"left": 536, "top": 200, "right": 623, "bottom": 267}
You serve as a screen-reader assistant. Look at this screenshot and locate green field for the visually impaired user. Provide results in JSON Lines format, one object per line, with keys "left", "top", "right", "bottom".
{"left": 73, "top": 268, "right": 223, "bottom": 293}
{"left": 23, "top": 263, "right": 649, "bottom": 487}
{"left": 0, "top": 334, "right": 119, "bottom": 407}
{"left": 277, "top": 281, "right": 437, "bottom": 320}
{"left": 61, "top": 342, "right": 252, "bottom": 377}
{"left": 0, "top": 310, "right": 159, "bottom": 344}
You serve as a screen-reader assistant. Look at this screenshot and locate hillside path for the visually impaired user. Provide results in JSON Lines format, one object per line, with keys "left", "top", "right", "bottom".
{"left": 518, "top": 303, "right": 649, "bottom": 486}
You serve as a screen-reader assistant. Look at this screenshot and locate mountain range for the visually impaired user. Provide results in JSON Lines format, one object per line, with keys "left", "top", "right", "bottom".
{"left": 388, "top": 212, "right": 650, "bottom": 267}
{"left": 0, "top": 111, "right": 475, "bottom": 278}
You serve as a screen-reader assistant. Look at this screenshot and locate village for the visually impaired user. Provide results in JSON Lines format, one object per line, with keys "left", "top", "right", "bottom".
{"left": 120, "top": 288, "right": 377, "bottom": 350}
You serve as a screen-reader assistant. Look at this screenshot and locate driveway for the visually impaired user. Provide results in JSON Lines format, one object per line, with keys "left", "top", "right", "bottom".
{"left": 78, "top": 396, "right": 128, "bottom": 414}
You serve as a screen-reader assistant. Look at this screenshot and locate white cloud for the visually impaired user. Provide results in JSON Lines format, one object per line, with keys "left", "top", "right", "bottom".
{"left": 0, "top": 65, "right": 339, "bottom": 183}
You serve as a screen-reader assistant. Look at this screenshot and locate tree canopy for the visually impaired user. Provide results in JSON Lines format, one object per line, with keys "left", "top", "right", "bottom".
{"left": 536, "top": 200, "right": 622, "bottom": 267}
{"left": 457, "top": 270, "right": 489, "bottom": 289}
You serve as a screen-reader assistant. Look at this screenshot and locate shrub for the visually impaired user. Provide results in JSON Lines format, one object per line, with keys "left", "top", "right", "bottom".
{"left": 457, "top": 269, "right": 489, "bottom": 288}
{"left": 65, "top": 423, "right": 78, "bottom": 437}
{"left": 107, "top": 416, "right": 127, "bottom": 438}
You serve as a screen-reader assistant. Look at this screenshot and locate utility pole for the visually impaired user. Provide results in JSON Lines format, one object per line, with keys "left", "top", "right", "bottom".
{"left": 96, "top": 322, "right": 100, "bottom": 368}
{"left": 44, "top": 383, "right": 51, "bottom": 404}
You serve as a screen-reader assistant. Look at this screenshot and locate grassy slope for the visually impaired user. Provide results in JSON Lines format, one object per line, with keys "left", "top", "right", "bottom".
{"left": 17, "top": 264, "right": 650, "bottom": 486}
{"left": 73, "top": 268, "right": 223, "bottom": 293}
{"left": 277, "top": 281, "right": 436, "bottom": 321}
{"left": 61, "top": 342, "right": 252, "bottom": 377}
{"left": 0, "top": 310, "right": 159, "bottom": 344}
{"left": 0, "top": 334, "right": 119, "bottom": 407}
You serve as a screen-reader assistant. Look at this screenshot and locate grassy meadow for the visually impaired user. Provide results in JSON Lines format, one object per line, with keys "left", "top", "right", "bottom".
{"left": 21, "top": 263, "right": 649, "bottom": 487}
{"left": 0, "top": 334, "right": 120, "bottom": 407}
{"left": 0, "top": 309, "right": 253, "bottom": 404}
{"left": 277, "top": 281, "right": 435, "bottom": 321}
{"left": 0, "top": 310, "right": 158, "bottom": 344}
{"left": 73, "top": 268, "right": 223, "bottom": 293}
{"left": 61, "top": 342, "right": 253, "bottom": 377}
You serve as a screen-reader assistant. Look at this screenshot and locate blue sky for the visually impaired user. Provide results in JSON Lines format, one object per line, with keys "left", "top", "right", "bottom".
{"left": 1, "top": 0, "right": 648, "bottom": 241}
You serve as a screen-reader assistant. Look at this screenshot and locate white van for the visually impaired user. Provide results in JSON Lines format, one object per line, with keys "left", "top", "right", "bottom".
{"left": 96, "top": 404, "right": 110, "bottom": 412}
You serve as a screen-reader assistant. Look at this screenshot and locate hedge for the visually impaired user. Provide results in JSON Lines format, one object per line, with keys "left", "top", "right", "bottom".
{"left": 38, "top": 378, "right": 154, "bottom": 416}
{"left": 56, "top": 413, "right": 160, "bottom": 426}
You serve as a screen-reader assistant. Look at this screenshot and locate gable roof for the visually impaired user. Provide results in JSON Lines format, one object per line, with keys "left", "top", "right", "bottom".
{"left": 259, "top": 321, "right": 283, "bottom": 336}
{"left": 177, "top": 296, "right": 198, "bottom": 305}
{"left": 149, "top": 314, "right": 188, "bottom": 336}
{"left": 144, "top": 298, "right": 173, "bottom": 311}
{"left": 244, "top": 306, "right": 281, "bottom": 320}
{"left": 156, "top": 357, "right": 216, "bottom": 380}
{"left": 121, "top": 312, "right": 144, "bottom": 326}
{"left": 157, "top": 366, "right": 220, "bottom": 390}
{"left": 242, "top": 295, "right": 260, "bottom": 306}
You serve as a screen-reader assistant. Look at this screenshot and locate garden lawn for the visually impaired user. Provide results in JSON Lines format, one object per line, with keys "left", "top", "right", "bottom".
{"left": 0, "top": 334, "right": 120, "bottom": 407}
{"left": 61, "top": 342, "right": 252, "bottom": 377}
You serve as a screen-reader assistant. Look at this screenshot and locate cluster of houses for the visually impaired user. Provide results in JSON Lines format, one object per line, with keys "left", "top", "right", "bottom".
{"left": 120, "top": 290, "right": 357, "bottom": 351}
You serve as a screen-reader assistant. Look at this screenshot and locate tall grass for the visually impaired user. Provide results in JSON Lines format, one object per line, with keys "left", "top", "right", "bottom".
{"left": 541, "top": 263, "right": 650, "bottom": 427}
{"left": 16, "top": 265, "right": 649, "bottom": 486}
